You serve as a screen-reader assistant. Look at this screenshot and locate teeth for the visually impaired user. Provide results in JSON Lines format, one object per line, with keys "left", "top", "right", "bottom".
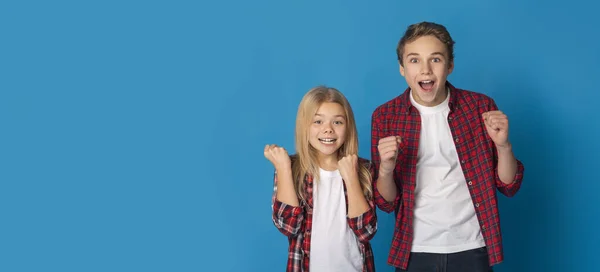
{"left": 420, "top": 80, "right": 433, "bottom": 83}
{"left": 319, "top": 138, "right": 336, "bottom": 143}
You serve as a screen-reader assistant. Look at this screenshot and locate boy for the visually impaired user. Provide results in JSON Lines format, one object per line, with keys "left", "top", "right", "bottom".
{"left": 371, "top": 21, "right": 524, "bottom": 272}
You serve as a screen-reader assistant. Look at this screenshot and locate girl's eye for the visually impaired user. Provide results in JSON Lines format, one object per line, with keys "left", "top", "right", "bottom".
{"left": 334, "top": 121, "right": 344, "bottom": 125}
{"left": 313, "top": 120, "right": 322, "bottom": 124}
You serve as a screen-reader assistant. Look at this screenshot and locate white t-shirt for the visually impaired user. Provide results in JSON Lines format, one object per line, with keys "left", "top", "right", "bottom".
{"left": 309, "top": 168, "right": 363, "bottom": 272}
{"left": 409, "top": 90, "right": 486, "bottom": 253}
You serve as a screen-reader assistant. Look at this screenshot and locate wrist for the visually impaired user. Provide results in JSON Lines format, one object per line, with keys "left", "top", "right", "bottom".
{"left": 378, "top": 169, "right": 393, "bottom": 179}
{"left": 342, "top": 171, "right": 359, "bottom": 183}
{"left": 496, "top": 142, "right": 512, "bottom": 152}
{"left": 275, "top": 164, "right": 292, "bottom": 175}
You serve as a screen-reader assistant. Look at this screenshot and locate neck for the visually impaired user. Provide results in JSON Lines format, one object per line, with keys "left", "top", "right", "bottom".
{"left": 412, "top": 86, "right": 448, "bottom": 107}
{"left": 434, "top": 83, "right": 450, "bottom": 105}
{"left": 318, "top": 153, "right": 338, "bottom": 171}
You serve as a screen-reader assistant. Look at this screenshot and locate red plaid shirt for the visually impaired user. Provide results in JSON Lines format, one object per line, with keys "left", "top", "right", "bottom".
{"left": 370, "top": 83, "right": 525, "bottom": 269}
{"left": 271, "top": 157, "right": 378, "bottom": 272}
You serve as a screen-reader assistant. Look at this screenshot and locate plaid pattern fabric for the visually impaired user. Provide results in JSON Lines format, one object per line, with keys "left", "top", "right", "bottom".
{"left": 271, "top": 158, "right": 378, "bottom": 272}
{"left": 370, "top": 82, "right": 525, "bottom": 270}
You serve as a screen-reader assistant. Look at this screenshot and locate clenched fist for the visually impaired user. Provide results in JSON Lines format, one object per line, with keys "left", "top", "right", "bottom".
{"left": 338, "top": 154, "right": 359, "bottom": 184}
{"left": 483, "top": 111, "right": 510, "bottom": 148}
{"left": 264, "top": 144, "right": 291, "bottom": 170}
{"left": 378, "top": 136, "right": 401, "bottom": 176}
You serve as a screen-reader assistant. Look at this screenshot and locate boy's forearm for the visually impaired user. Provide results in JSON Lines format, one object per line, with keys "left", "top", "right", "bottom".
{"left": 377, "top": 171, "right": 397, "bottom": 202}
{"left": 275, "top": 168, "right": 300, "bottom": 207}
{"left": 497, "top": 144, "right": 518, "bottom": 185}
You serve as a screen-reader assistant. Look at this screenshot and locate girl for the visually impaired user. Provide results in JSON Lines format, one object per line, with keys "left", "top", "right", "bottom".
{"left": 264, "top": 86, "right": 377, "bottom": 272}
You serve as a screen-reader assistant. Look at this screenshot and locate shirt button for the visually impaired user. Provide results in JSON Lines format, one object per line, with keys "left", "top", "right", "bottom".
{"left": 461, "top": 160, "right": 465, "bottom": 164}
{"left": 468, "top": 181, "right": 473, "bottom": 186}
{"left": 475, "top": 203, "right": 480, "bottom": 208}
{"left": 455, "top": 138, "right": 460, "bottom": 143}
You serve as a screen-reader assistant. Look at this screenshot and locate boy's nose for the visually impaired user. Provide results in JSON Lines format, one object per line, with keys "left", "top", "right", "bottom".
{"left": 420, "top": 63, "right": 432, "bottom": 74}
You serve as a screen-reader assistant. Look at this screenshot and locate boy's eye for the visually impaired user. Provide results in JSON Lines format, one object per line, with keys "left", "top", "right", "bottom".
{"left": 432, "top": 58, "right": 441, "bottom": 63}
{"left": 409, "top": 58, "right": 418, "bottom": 63}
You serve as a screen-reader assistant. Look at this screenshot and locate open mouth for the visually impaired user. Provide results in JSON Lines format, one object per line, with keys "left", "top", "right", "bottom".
{"left": 318, "top": 138, "right": 337, "bottom": 144}
{"left": 418, "top": 80, "right": 435, "bottom": 91}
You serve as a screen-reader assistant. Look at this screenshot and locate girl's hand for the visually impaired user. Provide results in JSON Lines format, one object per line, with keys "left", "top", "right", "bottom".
{"left": 264, "top": 144, "right": 291, "bottom": 171}
{"left": 338, "top": 154, "right": 359, "bottom": 185}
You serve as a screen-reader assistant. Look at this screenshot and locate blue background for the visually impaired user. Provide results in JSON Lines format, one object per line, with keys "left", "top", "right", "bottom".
{"left": 2, "top": 1, "right": 599, "bottom": 271}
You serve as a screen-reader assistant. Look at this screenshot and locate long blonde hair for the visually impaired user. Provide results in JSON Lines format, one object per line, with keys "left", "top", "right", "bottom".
{"left": 292, "top": 86, "right": 372, "bottom": 202}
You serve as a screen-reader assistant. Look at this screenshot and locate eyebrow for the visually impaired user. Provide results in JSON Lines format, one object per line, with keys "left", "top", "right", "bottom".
{"left": 315, "top": 113, "right": 346, "bottom": 118}
{"left": 406, "top": 52, "right": 446, "bottom": 57}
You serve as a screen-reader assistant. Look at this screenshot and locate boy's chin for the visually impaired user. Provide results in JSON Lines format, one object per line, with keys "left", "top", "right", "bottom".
{"left": 414, "top": 89, "right": 436, "bottom": 98}
{"left": 414, "top": 91, "right": 445, "bottom": 106}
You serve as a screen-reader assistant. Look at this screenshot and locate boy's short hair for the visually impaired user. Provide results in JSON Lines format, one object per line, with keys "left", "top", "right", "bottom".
{"left": 396, "top": 21, "right": 455, "bottom": 66}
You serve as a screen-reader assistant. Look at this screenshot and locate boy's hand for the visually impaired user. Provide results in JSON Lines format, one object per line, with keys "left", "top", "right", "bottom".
{"left": 264, "top": 144, "right": 292, "bottom": 171}
{"left": 483, "top": 111, "right": 510, "bottom": 148}
{"left": 338, "top": 154, "right": 359, "bottom": 185}
{"left": 378, "top": 136, "right": 401, "bottom": 176}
